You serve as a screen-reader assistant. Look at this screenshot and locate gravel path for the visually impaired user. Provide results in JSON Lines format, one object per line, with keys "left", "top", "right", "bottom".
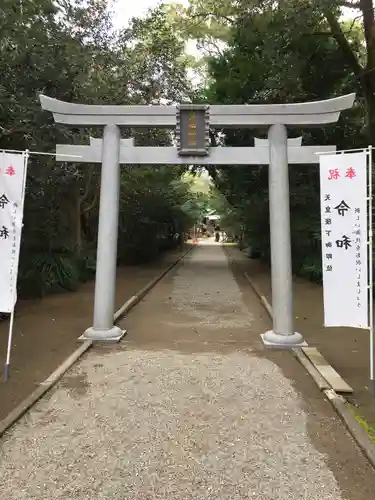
{"left": 1, "top": 241, "right": 375, "bottom": 499}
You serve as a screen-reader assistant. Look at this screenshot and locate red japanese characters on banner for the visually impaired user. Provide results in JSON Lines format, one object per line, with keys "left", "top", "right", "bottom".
{"left": 328, "top": 167, "right": 357, "bottom": 180}
{"left": 320, "top": 151, "right": 368, "bottom": 329}
{"left": 0, "top": 153, "right": 26, "bottom": 313}
{"left": 0, "top": 165, "right": 16, "bottom": 177}
{"left": 345, "top": 167, "right": 356, "bottom": 179}
{"left": 0, "top": 164, "right": 16, "bottom": 176}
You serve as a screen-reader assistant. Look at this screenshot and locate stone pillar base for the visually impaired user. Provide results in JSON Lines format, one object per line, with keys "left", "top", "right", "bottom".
{"left": 261, "top": 331, "right": 307, "bottom": 348}
{"left": 78, "top": 325, "right": 126, "bottom": 343}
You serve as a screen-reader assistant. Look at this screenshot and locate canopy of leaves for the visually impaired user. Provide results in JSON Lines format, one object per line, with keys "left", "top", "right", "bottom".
{"left": 203, "top": 0, "right": 368, "bottom": 282}
{"left": 0, "top": 0, "right": 199, "bottom": 299}
{"left": 2, "top": 0, "right": 374, "bottom": 300}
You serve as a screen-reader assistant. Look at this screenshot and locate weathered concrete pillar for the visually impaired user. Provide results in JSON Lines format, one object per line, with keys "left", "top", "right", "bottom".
{"left": 83, "top": 124, "right": 124, "bottom": 342}
{"left": 263, "top": 124, "right": 305, "bottom": 347}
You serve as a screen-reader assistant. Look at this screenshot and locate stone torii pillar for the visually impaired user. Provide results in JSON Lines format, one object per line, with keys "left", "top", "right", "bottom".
{"left": 253, "top": 136, "right": 313, "bottom": 345}
{"left": 85, "top": 137, "right": 134, "bottom": 341}
{"left": 40, "top": 93, "right": 355, "bottom": 346}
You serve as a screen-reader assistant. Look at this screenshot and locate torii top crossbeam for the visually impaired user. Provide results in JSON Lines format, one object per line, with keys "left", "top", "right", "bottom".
{"left": 39, "top": 94, "right": 355, "bottom": 127}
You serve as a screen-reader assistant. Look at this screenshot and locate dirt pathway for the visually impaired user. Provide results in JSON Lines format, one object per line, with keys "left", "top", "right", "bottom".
{"left": 0, "top": 245, "right": 189, "bottom": 420}
{"left": 1, "top": 241, "right": 375, "bottom": 499}
{"left": 227, "top": 245, "right": 375, "bottom": 435}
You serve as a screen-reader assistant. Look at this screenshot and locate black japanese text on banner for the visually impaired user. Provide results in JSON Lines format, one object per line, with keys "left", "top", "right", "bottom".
{"left": 0, "top": 153, "right": 27, "bottom": 313}
{"left": 320, "top": 151, "right": 368, "bottom": 328}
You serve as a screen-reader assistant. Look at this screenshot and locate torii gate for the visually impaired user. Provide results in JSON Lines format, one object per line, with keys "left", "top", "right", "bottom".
{"left": 40, "top": 94, "right": 355, "bottom": 347}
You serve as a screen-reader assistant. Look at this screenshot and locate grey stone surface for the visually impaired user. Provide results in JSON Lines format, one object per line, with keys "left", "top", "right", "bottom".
{"left": 83, "top": 124, "right": 121, "bottom": 339}
{"left": 168, "top": 242, "right": 252, "bottom": 329}
{"left": 39, "top": 93, "right": 355, "bottom": 127}
{"left": 1, "top": 241, "right": 374, "bottom": 499}
{"left": 254, "top": 136, "right": 302, "bottom": 147}
{"left": 55, "top": 144, "right": 336, "bottom": 164}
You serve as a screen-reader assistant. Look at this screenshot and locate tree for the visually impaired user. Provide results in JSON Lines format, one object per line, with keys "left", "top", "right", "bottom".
{"left": 178, "top": 0, "right": 375, "bottom": 141}
{"left": 0, "top": 0, "right": 200, "bottom": 300}
{"left": 117, "top": 3, "right": 192, "bottom": 104}
{"left": 321, "top": 0, "right": 375, "bottom": 141}
{"left": 204, "top": 1, "right": 365, "bottom": 281}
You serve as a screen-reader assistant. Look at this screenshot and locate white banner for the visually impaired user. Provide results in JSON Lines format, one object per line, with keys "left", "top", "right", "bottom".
{"left": 0, "top": 152, "right": 27, "bottom": 313}
{"left": 320, "top": 151, "right": 368, "bottom": 328}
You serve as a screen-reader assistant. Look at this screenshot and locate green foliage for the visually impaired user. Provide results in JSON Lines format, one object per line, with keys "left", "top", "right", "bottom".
{"left": 346, "top": 403, "right": 375, "bottom": 445}
{"left": 207, "top": 187, "right": 243, "bottom": 236}
{"left": 0, "top": 0, "right": 197, "bottom": 298}
{"left": 117, "top": 167, "right": 204, "bottom": 264}
{"left": 3, "top": 0, "right": 373, "bottom": 299}
{"left": 18, "top": 249, "right": 78, "bottom": 297}
{"left": 201, "top": 1, "right": 368, "bottom": 282}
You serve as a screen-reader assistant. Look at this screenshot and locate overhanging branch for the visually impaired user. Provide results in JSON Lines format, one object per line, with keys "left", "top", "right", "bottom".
{"left": 189, "top": 12, "right": 235, "bottom": 25}
{"left": 324, "top": 9, "right": 363, "bottom": 77}
{"left": 340, "top": 1, "right": 361, "bottom": 8}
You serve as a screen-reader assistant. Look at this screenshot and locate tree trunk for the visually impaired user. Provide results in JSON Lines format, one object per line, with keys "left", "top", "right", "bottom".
{"left": 363, "top": 76, "right": 375, "bottom": 143}
{"left": 324, "top": 3, "right": 375, "bottom": 139}
{"left": 361, "top": 0, "right": 375, "bottom": 143}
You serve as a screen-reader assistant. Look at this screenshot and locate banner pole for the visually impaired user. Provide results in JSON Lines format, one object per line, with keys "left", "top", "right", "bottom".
{"left": 4, "top": 307, "right": 16, "bottom": 381}
{"left": 3, "top": 150, "right": 29, "bottom": 381}
{"left": 368, "top": 145, "right": 374, "bottom": 394}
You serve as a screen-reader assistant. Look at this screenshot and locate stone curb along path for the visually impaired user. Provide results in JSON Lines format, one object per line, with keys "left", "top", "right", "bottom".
{"left": 0, "top": 243, "right": 195, "bottom": 438}
{"left": 223, "top": 246, "right": 375, "bottom": 471}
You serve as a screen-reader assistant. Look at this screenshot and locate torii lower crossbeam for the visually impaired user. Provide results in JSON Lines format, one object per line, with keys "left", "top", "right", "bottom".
{"left": 56, "top": 145, "right": 335, "bottom": 165}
